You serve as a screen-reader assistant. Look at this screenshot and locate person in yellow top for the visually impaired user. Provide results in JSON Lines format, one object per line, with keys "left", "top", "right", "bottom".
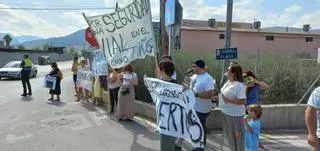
{"left": 71, "top": 57, "right": 80, "bottom": 96}
{"left": 20, "top": 55, "right": 33, "bottom": 96}
{"left": 93, "top": 75, "right": 103, "bottom": 106}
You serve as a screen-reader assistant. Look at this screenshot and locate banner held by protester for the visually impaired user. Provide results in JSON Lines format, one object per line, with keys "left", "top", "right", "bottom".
{"left": 44, "top": 75, "right": 57, "bottom": 90}
{"left": 77, "top": 69, "right": 93, "bottom": 92}
{"left": 83, "top": 0, "right": 156, "bottom": 68}
{"left": 92, "top": 50, "right": 108, "bottom": 76}
{"left": 144, "top": 77, "right": 205, "bottom": 148}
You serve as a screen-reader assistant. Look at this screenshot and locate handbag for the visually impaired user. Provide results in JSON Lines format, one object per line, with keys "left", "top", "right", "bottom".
{"left": 99, "top": 75, "right": 108, "bottom": 91}
{"left": 121, "top": 87, "right": 130, "bottom": 95}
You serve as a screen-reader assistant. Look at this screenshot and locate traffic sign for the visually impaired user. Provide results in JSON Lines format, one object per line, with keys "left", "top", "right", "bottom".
{"left": 216, "top": 48, "right": 238, "bottom": 60}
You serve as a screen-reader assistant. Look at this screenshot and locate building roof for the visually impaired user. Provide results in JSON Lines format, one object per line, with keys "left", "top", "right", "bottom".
{"left": 181, "top": 25, "right": 320, "bottom": 36}
{"left": 182, "top": 19, "right": 253, "bottom": 29}
{"left": 181, "top": 19, "right": 320, "bottom": 36}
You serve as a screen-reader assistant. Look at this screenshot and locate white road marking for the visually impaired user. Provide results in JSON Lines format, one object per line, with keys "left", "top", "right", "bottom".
{"left": 40, "top": 114, "right": 92, "bottom": 131}
{"left": 6, "top": 134, "right": 33, "bottom": 143}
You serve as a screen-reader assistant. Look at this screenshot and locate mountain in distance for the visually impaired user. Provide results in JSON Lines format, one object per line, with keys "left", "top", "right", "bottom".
{"left": 22, "top": 29, "right": 85, "bottom": 48}
{"left": 10, "top": 24, "right": 320, "bottom": 49}
{"left": 312, "top": 29, "right": 320, "bottom": 33}
{"left": 21, "top": 22, "right": 160, "bottom": 49}
{"left": 16, "top": 35, "right": 43, "bottom": 44}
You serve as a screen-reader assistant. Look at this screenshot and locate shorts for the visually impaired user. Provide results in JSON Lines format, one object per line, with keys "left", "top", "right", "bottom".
{"left": 73, "top": 75, "right": 77, "bottom": 84}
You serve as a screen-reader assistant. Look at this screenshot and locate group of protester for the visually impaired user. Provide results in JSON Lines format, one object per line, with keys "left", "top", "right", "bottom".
{"left": 59, "top": 55, "right": 270, "bottom": 151}
{"left": 20, "top": 53, "right": 271, "bottom": 151}
{"left": 71, "top": 57, "right": 138, "bottom": 121}
{"left": 153, "top": 56, "right": 269, "bottom": 151}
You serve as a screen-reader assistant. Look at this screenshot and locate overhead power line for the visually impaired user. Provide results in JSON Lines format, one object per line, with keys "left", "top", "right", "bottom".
{"left": 0, "top": 7, "right": 115, "bottom": 10}
{"left": 0, "top": 2, "right": 105, "bottom": 7}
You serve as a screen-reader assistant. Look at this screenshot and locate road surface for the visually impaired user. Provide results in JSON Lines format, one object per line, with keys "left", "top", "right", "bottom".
{"left": 0, "top": 61, "right": 159, "bottom": 151}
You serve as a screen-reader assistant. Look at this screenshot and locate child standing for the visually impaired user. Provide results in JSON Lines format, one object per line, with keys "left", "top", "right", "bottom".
{"left": 243, "top": 104, "right": 263, "bottom": 151}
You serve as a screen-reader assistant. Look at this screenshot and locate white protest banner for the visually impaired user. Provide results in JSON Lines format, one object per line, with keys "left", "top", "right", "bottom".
{"left": 84, "top": 0, "right": 156, "bottom": 68}
{"left": 77, "top": 68, "right": 93, "bottom": 92}
{"left": 44, "top": 75, "right": 57, "bottom": 90}
{"left": 144, "top": 77, "right": 205, "bottom": 148}
{"left": 92, "top": 50, "right": 108, "bottom": 76}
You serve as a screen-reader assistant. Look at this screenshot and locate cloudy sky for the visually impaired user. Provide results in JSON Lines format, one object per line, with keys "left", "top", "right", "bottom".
{"left": 0, "top": 0, "right": 318, "bottom": 38}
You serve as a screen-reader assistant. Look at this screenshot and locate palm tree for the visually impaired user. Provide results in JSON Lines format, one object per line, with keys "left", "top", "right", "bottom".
{"left": 3, "top": 34, "right": 12, "bottom": 46}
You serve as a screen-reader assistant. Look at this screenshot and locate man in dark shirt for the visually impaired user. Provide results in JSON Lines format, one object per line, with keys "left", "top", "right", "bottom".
{"left": 20, "top": 55, "right": 32, "bottom": 96}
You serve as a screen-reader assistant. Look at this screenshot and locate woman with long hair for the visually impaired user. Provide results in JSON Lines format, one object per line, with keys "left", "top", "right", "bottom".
{"left": 220, "top": 63, "right": 247, "bottom": 151}
{"left": 48, "top": 62, "right": 62, "bottom": 102}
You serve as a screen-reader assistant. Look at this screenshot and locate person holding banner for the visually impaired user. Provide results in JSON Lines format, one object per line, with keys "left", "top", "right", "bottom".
{"left": 48, "top": 62, "right": 62, "bottom": 102}
{"left": 219, "top": 63, "right": 247, "bottom": 151}
{"left": 158, "top": 55, "right": 177, "bottom": 80}
{"left": 76, "top": 59, "right": 90, "bottom": 102}
{"left": 117, "top": 64, "right": 138, "bottom": 121}
{"left": 186, "top": 59, "right": 215, "bottom": 151}
{"left": 156, "top": 59, "right": 182, "bottom": 151}
{"left": 108, "top": 68, "right": 121, "bottom": 114}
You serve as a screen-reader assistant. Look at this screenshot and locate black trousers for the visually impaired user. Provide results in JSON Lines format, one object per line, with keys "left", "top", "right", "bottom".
{"left": 21, "top": 70, "right": 32, "bottom": 94}
{"left": 192, "top": 111, "right": 210, "bottom": 151}
{"left": 109, "top": 87, "right": 120, "bottom": 111}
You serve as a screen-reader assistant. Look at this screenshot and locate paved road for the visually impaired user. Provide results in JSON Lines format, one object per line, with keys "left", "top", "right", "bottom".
{"left": 0, "top": 61, "right": 160, "bottom": 151}
{"left": 0, "top": 61, "right": 314, "bottom": 151}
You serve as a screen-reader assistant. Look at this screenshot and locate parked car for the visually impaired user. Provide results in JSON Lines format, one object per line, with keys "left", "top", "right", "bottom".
{"left": 0, "top": 61, "right": 37, "bottom": 80}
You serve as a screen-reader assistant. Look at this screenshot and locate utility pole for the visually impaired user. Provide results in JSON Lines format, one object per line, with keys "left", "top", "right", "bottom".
{"left": 160, "top": 0, "right": 169, "bottom": 56}
{"left": 219, "top": 0, "right": 233, "bottom": 87}
{"left": 224, "top": 0, "right": 233, "bottom": 70}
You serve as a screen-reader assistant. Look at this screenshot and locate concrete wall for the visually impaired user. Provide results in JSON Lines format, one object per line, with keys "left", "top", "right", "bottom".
{"left": 0, "top": 51, "right": 73, "bottom": 67}
{"left": 133, "top": 101, "right": 307, "bottom": 130}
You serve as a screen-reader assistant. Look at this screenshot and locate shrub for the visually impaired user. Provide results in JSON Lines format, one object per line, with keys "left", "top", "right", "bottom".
{"left": 131, "top": 50, "right": 320, "bottom": 104}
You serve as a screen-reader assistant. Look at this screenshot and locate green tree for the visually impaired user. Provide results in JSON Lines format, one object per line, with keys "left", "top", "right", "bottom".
{"left": 3, "top": 34, "right": 12, "bottom": 46}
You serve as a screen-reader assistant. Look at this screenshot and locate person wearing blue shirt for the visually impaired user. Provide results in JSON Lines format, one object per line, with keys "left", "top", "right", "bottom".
{"left": 243, "top": 104, "right": 263, "bottom": 151}
{"left": 243, "top": 71, "right": 269, "bottom": 106}
{"left": 243, "top": 71, "right": 269, "bottom": 149}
